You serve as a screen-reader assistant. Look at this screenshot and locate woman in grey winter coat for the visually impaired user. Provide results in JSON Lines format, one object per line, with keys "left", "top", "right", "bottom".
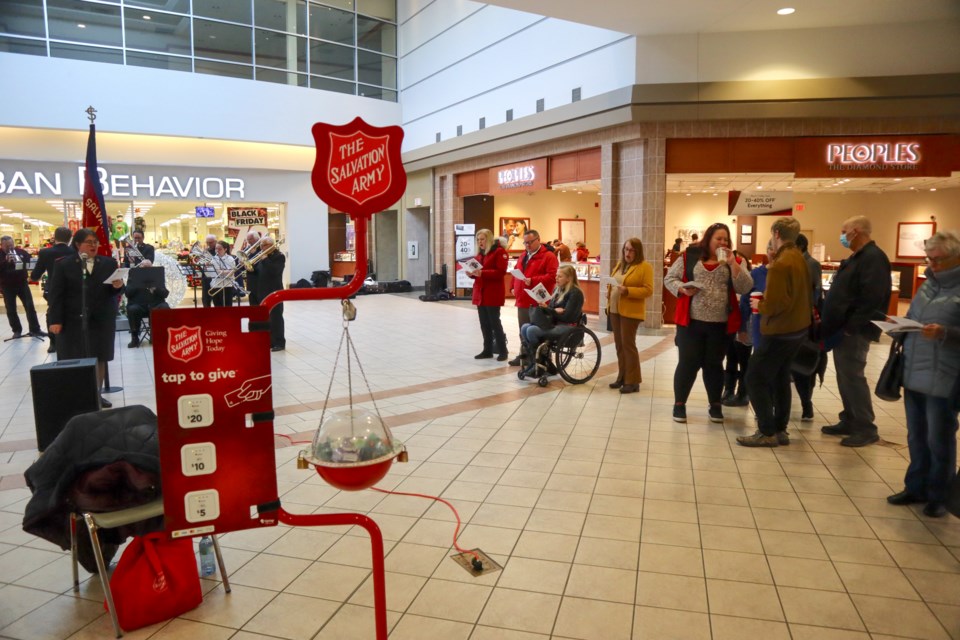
{"left": 887, "top": 231, "right": 960, "bottom": 518}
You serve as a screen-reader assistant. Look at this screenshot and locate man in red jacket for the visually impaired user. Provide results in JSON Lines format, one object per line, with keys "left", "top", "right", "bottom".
{"left": 509, "top": 229, "right": 559, "bottom": 366}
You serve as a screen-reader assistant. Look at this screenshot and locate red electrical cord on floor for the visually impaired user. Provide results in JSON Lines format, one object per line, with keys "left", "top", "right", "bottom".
{"left": 369, "top": 486, "right": 480, "bottom": 562}
{"left": 275, "top": 433, "right": 311, "bottom": 445}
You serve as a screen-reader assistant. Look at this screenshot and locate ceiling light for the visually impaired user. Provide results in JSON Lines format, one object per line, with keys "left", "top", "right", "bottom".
{"left": 930, "top": 188, "right": 937, "bottom": 192}
{"left": 893, "top": 178, "right": 902, "bottom": 182}
{"left": 77, "top": 23, "right": 86, "bottom": 28}
{"left": 143, "top": 15, "right": 151, "bottom": 19}
{"left": 777, "top": 7, "right": 795, "bottom": 15}
{"left": 712, "top": 193, "right": 718, "bottom": 197}
{"left": 756, "top": 185, "right": 763, "bottom": 190}
{"left": 685, "top": 193, "right": 691, "bottom": 197}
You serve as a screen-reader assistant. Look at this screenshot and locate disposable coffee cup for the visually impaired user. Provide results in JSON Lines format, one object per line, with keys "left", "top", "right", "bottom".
{"left": 750, "top": 291, "right": 763, "bottom": 314}
{"left": 716, "top": 248, "right": 728, "bottom": 262}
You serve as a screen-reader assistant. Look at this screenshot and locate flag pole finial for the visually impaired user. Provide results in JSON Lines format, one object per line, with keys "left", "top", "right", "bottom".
{"left": 85, "top": 106, "right": 97, "bottom": 123}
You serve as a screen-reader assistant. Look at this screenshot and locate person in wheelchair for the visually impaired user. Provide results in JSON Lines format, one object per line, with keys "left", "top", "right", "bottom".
{"left": 520, "top": 265, "right": 585, "bottom": 378}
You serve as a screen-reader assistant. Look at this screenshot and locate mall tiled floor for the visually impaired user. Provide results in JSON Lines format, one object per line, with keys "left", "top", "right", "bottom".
{"left": 1, "top": 293, "right": 959, "bottom": 639}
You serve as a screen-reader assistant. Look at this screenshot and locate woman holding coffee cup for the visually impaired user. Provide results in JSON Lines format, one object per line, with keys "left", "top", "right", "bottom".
{"left": 665, "top": 223, "right": 753, "bottom": 423}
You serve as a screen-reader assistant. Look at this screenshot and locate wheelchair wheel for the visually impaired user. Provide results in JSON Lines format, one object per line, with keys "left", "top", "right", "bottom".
{"left": 517, "top": 370, "right": 526, "bottom": 380}
{"left": 555, "top": 327, "right": 601, "bottom": 384}
{"left": 538, "top": 376, "right": 549, "bottom": 387}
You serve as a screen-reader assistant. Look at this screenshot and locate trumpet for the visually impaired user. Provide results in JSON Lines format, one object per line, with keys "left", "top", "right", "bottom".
{"left": 119, "top": 233, "right": 147, "bottom": 267}
{"left": 209, "top": 237, "right": 284, "bottom": 296}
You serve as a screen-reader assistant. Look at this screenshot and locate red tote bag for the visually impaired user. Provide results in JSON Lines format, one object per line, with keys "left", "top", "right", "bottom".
{"left": 108, "top": 533, "right": 202, "bottom": 630}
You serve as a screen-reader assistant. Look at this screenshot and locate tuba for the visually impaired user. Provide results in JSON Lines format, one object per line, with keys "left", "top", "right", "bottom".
{"left": 208, "top": 237, "right": 284, "bottom": 296}
{"left": 119, "top": 233, "right": 146, "bottom": 267}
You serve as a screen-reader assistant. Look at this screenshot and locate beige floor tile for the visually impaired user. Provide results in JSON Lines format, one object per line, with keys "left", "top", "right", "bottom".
{"left": 808, "top": 512, "right": 876, "bottom": 538}
{"left": 741, "top": 473, "right": 794, "bottom": 492}
{"left": 179, "top": 584, "right": 278, "bottom": 630}
{"left": 698, "top": 503, "right": 755, "bottom": 527}
{"left": 320, "top": 535, "right": 397, "bottom": 570}
{"left": 834, "top": 562, "right": 920, "bottom": 599}
{"left": 574, "top": 537, "right": 639, "bottom": 570}
{"left": 536, "top": 489, "right": 592, "bottom": 513}
{"left": 406, "top": 578, "right": 491, "bottom": 623}
{"left": 471, "top": 626, "right": 549, "bottom": 640}
{"left": 884, "top": 540, "right": 960, "bottom": 572}
{"left": 388, "top": 613, "right": 473, "bottom": 640}
{"left": 0, "top": 547, "right": 63, "bottom": 584}
{"left": 635, "top": 571, "right": 707, "bottom": 612}
{"left": 867, "top": 516, "right": 942, "bottom": 544}
{"left": 642, "top": 499, "right": 698, "bottom": 523}
{"left": 553, "top": 596, "right": 634, "bottom": 640}
{"left": 632, "top": 606, "right": 710, "bottom": 640}
{"left": 546, "top": 474, "right": 599, "bottom": 494}
{"left": 710, "top": 614, "right": 791, "bottom": 640}
{"left": 470, "top": 503, "right": 532, "bottom": 529}
{"left": 498, "top": 557, "right": 571, "bottom": 595}
{"left": 759, "top": 529, "right": 829, "bottom": 560}
{"left": 905, "top": 569, "right": 960, "bottom": 606}
{"left": 588, "top": 494, "right": 644, "bottom": 518}
{"left": 264, "top": 529, "right": 341, "bottom": 560}
{"left": 565, "top": 564, "right": 636, "bottom": 604}
{"left": 639, "top": 520, "right": 700, "bottom": 548}
{"left": 706, "top": 578, "right": 784, "bottom": 621}
{"left": 928, "top": 603, "right": 960, "bottom": 640}
{"left": 752, "top": 507, "right": 815, "bottom": 533}
{"left": 699, "top": 524, "right": 763, "bottom": 553}
{"left": 767, "top": 556, "right": 844, "bottom": 591}
{"left": 777, "top": 586, "right": 865, "bottom": 631}
{"left": 692, "top": 469, "right": 743, "bottom": 488}
{"left": 819, "top": 535, "right": 896, "bottom": 566}
{"left": 694, "top": 485, "right": 748, "bottom": 506}
{"left": 348, "top": 570, "right": 428, "bottom": 612}
{"left": 485, "top": 485, "right": 541, "bottom": 507}
{"left": 703, "top": 549, "right": 773, "bottom": 584}
{"left": 150, "top": 619, "right": 236, "bottom": 639}
{"left": 384, "top": 542, "right": 449, "bottom": 577}
{"left": 593, "top": 478, "right": 644, "bottom": 497}
{"left": 525, "top": 508, "right": 586, "bottom": 536}
{"left": 852, "top": 593, "right": 951, "bottom": 639}
{"left": 242, "top": 593, "right": 339, "bottom": 639}
{"left": 643, "top": 481, "right": 696, "bottom": 502}
{"left": 787, "top": 624, "right": 871, "bottom": 640}
{"left": 477, "top": 588, "right": 561, "bottom": 635}
{"left": 513, "top": 531, "right": 580, "bottom": 562}
{"left": 582, "top": 514, "right": 642, "bottom": 542}
{"left": 285, "top": 562, "right": 370, "bottom": 602}
{"left": 228, "top": 553, "right": 311, "bottom": 592}
{"left": 456, "top": 524, "right": 521, "bottom": 556}
{"left": 637, "top": 543, "right": 704, "bottom": 577}
{"left": 0, "top": 594, "right": 104, "bottom": 640}
{"left": 797, "top": 493, "right": 859, "bottom": 515}
{"left": 0, "top": 585, "right": 57, "bottom": 629}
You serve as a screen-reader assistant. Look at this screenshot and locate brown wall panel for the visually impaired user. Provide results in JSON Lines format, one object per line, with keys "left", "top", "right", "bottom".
{"left": 729, "top": 138, "right": 795, "bottom": 173}
{"left": 456, "top": 171, "right": 476, "bottom": 197}
{"left": 550, "top": 152, "right": 578, "bottom": 183}
{"left": 577, "top": 147, "right": 601, "bottom": 180}
{"left": 665, "top": 139, "right": 730, "bottom": 173}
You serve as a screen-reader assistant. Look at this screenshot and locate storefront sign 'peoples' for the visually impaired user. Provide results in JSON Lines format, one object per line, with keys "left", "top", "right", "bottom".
{"left": 826, "top": 142, "right": 921, "bottom": 171}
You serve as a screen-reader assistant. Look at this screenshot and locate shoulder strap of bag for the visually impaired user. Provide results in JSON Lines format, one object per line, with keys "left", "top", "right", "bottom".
{"left": 141, "top": 534, "right": 168, "bottom": 588}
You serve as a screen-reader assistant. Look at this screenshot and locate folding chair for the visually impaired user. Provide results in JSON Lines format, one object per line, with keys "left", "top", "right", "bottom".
{"left": 137, "top": 315, "right": 153, "bottom": 345}
{"left": 70, "top": 499, "right": 231, "bottom": 638}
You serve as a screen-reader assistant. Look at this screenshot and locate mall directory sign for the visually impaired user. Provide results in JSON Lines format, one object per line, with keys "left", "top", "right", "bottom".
{"left": 152, "top": 305, "right": 279, "bottom": 537}
{"left": 311, "top": 116, "right": 406, "bottom": 218}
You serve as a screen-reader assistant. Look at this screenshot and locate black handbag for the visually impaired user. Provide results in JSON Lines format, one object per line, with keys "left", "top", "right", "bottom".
{"left": 790, "top": 340, "right": 822, "bottom": 376}
{"left": 874, "top": 334, "right": 905, "bottom": 402}
{"left": 530, "top": 306, "right": 555, "bottom": 331}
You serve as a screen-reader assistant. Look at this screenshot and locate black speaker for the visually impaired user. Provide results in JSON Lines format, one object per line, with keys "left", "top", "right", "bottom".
{"left": 31, "top": 358, "right": 100, "bottom": 451}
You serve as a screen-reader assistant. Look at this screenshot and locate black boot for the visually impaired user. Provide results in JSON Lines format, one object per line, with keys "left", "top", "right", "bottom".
{"left": 723, "top": 382, "right": 750, "bottom": 407}
{"left": 720, "top": 371, "right": 735, "bottom": 403}
{"left": 495, "top": 331, "right": 508, "bottom": 362}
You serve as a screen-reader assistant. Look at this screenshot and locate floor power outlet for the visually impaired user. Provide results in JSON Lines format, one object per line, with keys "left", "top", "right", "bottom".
{"left": 450, "top": 549, "right": 502, "bottom": 577}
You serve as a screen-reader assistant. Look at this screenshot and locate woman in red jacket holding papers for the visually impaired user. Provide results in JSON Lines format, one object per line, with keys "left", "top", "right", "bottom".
{"left": 509, "top": 229, "right": 559, "bottom": 366}
{"left": 466, "top": 228, "right": 509, "bottom": 361}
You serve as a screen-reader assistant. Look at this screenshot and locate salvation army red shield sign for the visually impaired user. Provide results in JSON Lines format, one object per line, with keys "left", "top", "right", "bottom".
{"left": 311, "top": 117, "right": 406, "bottom": 218}
{"left": 167, "top": 326, "right": 203, "bottom": 363}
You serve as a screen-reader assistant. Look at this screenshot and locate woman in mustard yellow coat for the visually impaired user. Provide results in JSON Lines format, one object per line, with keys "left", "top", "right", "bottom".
{"left": 606, "top": 238, "right": 654, "bottom": 393}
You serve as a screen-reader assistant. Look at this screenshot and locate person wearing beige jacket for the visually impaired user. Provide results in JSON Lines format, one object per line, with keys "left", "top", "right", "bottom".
{"left": 606, "top": 238, "right": 655, "bottom": 394}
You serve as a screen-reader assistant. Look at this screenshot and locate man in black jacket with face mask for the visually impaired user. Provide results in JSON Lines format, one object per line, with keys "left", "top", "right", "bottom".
{"left": 820, "top": 215, "right": 891, "bottom": 447}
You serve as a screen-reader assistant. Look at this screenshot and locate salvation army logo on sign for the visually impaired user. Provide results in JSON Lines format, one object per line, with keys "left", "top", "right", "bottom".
{"left": 167, "top": 326, "right": 203, "bottom": 363}
{"left": 311, "top": 117, "right": 407, "bottom": 218}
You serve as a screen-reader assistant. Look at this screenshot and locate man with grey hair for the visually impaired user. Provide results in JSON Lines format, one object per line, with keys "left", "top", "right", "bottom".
{"left": 0, "top": 235, "right": 43, "bottom": 338}
{"left": 738, "top": 217, "right": 811, "bottom": 447}
{"left": 201, "top": 234, "right": 218, "bottom": 307}
{"left": 820, "top": 215, "right": 891, "bottom": 447}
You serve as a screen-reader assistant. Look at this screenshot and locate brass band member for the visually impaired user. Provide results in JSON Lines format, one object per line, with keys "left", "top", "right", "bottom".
{"left": 253, "top": 236, "right": 285, "bottom": 351}
{"left": 200, "top": 234, "right": 217, "bottom": 307}
{"left": 210, "top": 241, "right": 236, "bottom": 307}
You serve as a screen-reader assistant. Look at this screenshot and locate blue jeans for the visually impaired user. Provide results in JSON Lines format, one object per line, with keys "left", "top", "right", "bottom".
{"left": 903, "top": 388, "right": 959, "bottom": 503}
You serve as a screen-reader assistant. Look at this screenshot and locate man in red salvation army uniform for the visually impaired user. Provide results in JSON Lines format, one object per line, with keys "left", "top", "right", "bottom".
{"left": 509, "top": 229, "right": 559, "bottom": 366}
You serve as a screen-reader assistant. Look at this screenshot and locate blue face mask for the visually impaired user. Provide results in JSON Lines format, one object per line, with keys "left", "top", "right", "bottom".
{"left": 840, "top": 231, "right": 851, "bottom": 249}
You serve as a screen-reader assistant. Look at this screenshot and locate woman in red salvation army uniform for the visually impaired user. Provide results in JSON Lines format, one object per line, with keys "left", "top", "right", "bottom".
{"left": 467, "top": 228, "right": 509, "bottom": 361}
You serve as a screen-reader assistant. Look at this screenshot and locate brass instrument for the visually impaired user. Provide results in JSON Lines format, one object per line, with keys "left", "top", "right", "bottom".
{"left": 119, "top": 233, "right": 147, "bottom": 267}
{"left": 188, "top": 241, "right": 213, "bottom": 266}
{"left": 209, "top": 237, "right": 284, "bottom": 296}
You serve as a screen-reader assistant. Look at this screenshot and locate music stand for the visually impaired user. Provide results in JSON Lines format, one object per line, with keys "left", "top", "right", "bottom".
{"left": 178, "top": 264, "right": 200, "bottom": 307}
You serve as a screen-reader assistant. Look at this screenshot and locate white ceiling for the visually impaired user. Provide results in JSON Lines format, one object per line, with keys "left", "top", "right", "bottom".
{"left": 483, "top": 0, "right": 960, "bottom": 35}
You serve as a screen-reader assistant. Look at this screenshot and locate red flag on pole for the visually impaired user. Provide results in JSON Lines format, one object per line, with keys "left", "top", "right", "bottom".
{"left": 82, "top": 123, "right": 112, "bottom": 257}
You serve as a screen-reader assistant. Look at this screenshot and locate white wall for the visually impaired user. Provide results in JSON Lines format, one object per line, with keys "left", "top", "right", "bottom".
{"left": 0, "top": 53, "right": 401, "bottom": 147}
{"left": 398, "top": 1, "right": 635, "bottom": 151}
{"left": 665, "top": 190, "right": 960, "bottom": 262}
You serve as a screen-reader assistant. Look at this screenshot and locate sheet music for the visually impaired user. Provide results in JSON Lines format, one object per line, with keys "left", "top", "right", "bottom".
{"left": 102, "top": 268, "right": 129, "bottom": 284}
{"left": 524, "top": 283, "right": 551, "bottom": 304}
{"left": 458, "top": 257, "right": 483, "bottom": 272}
{"left": 872, "top": 316, "right": 924, "bottom": 333}
{"left": 510, "top": 268, "right": 526, "bottom": 280}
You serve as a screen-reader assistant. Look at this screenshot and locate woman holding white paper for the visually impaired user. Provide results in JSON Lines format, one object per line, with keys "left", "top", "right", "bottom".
{"left": 664, "top": 223, "right": 752, "bottom": 423}
{"left": 467, "top": 228, "right": 509, "bottom": 361}
{"left": 519, "top": 265, "right": 584, "bottom": 377}
{"left": 606, "top": 238, "right": 654, "bottom": 394}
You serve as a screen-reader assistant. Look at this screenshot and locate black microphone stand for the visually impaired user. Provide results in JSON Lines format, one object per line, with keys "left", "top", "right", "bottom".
{"left": 80, "top": 256, "right": 92, "bottom": 360}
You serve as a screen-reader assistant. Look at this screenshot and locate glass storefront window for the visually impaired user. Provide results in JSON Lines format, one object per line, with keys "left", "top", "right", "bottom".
{"left": 357, "top": 48, "right": 394, "bottom": 88}
{"left": 356, "top": 15, "right": 394, "bottom": 55}
{"left": 0, "top": 0, "right": 47, "bottom": 38}
{"left": 125, "top": 0, "right": 190, "bottom": 12}
{"left": 257, "top": 67, "right": 309, "bottom": 87}
{"left": 127, "top": 50, "right": 192, "bottom": 72}
{"left": 254, "top": 0, "right": 306, "bottom": 35}
{"left": 0, "top": 35, "right": 46, "bottom": 55}
{"left": 357, "top": 0, "right": 395, "bottom": 22}
{"left": 313, "top": 0, "right": 354, "bottom": 12}
{"left": 47, "top": 0, "right": 122, "bottom": 47}
{"left": 50, "top": 41, "right": 122, "bottom": 64}
{"left": 357, "top": 84, "right": 396, "bottom": 102}
{"left": 195, "top": 58, "right": 252, "bottom": 79}
{"left": 124, "top": 8, "right": 191, "bottom": 56}
{"left": 255, "top": 29, "right": 306, "bottom": 71}
{"left": 193, "top": 0, "right": 251, "bottom": 25}
{"left": 309, "top": 4, "right": 353, "bottom": 45}
{"left": 310, "top": 74, "right": 354, "bottom": 94}
{"left": 310, "top": 39, "right": 353, "bottom": 80}
{"left": 193, "top": 19, "right": 252, "bottom": 64}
